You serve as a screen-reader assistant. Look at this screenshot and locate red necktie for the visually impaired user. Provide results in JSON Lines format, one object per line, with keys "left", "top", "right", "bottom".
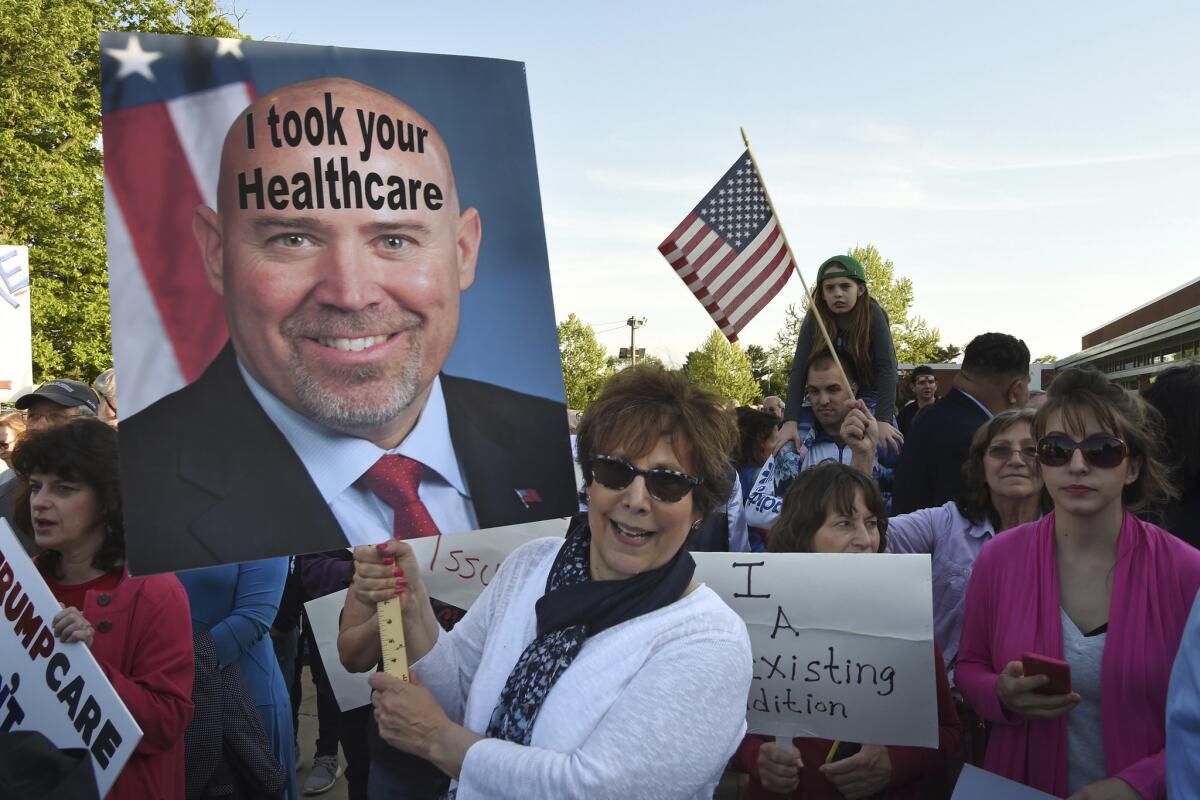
{"left": 361, "top": 455, "right": 442, "bottom": 540}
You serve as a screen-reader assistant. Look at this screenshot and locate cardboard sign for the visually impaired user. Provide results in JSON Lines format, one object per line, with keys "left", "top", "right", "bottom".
{"left": 304, "top": 588, "right": 373, "bottom": 712}
{"left": 406, "top": 517, "right": 570, "bottom": 611}
{"left": 305, "top": 518, "right": 570, "bottom": 710}
{"left": 100, "top": 33, "right": 578, "bottom": 575}
{"left": 693, "top": 551, "right": 938, "bottom": 747}
{"left": 0, "top": 521, "right": 142, "bottom": 795}
{"left": 0, "top": 245, "right": 33, "bottom": 402}
{"left": 951, "top": 765, "right": 1057, "bottom": 799}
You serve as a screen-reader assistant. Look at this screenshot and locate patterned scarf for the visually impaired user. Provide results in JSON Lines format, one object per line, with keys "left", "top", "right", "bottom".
{"left": 485, "top": 515, "right": 695, "bottom": 745}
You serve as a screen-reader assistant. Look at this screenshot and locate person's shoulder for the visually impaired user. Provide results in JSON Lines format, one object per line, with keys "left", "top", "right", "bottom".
{"left": 122, "top": 348, "right": 239, "bottom": 443}
{"left": 976, "top": 518, "right": 1041, "bottom": 565}
{"left": 441, "top": 374, "right": 564, "bottom": 416}
{"left": 1132, "top": 515, "right": 1200, "bottom": 575}
{"left": 500, "top": 535, "right": 566, "bottom": 578}
{"left": 119, "top": 570, "right": 190, "bottom": 611}
{"left": 664, "top": 584, "right": 751, "bottom": 646}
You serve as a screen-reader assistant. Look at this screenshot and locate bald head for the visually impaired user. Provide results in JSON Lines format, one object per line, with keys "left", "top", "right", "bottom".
{"left": 216, "top": 77, "right": 461, "bottom": 217}
{"left": 193, "top": 76, "right": 483, "bottom": 449}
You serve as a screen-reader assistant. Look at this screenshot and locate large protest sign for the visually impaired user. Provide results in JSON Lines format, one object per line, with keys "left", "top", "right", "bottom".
{"left": 100, "top": 33, "right": 577, "bottom": 575}
{"left": 0, "top": 245, "right": 33, "bottom": 403}
{"left": 304, "top": 517, "right": 569, "bottom": 710}
{"left": 0, "top": 521, "right": 142, "bottom": 796}
{"left": 693, "top": 551, "right": 938, "bottom": 748}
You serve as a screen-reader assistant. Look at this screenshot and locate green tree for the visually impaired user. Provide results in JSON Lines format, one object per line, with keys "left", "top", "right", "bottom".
{"left": 848, "top": 244, "right": 946, "bottom": 365}
{"left": 930, "top": 343, "right": 962, "bottom": 363}
{"left": 684, "top": 329, "right": 759, "bottom": 405}
{"left": 1033, "top": 354, "right": 1057, "bottom": 364}
{"left": 557, "top": 314, "right": 609, "bottom": 410}
{"left": 764, "top": 245, "right": 953, "bottom": 400}
{"left": 0, "top": 0, "right": 244, "bottom": 381}
{"left": 763, "top": 302, "right": 803, "bottom": 401}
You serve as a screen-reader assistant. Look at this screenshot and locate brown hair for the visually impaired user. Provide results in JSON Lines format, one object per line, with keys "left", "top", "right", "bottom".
{"left": 1034, "top": 366, "right": 1176, "bottom": 511}
{"left": 768, "top": 462, "right": 888, "bottom": 553}
{"left": 956, "top": 408, "right": 1051, "bottom": 528}
{"left": 576, "top": 364, "right": 735, "bottom": 520}
{"left": 806, "top": 283, "right": 877, "bottom": 386}
{"left": 12, "top": 418, "right": 125, "bottom": 578}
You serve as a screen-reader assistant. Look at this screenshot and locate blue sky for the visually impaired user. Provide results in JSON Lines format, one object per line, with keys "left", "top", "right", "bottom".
{"left": 237, "top": 1, "right": 1200, "bottom": 365}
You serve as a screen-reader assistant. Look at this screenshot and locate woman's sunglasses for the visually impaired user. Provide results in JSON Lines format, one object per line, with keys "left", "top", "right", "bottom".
{"left": 1036, "top": 434, "right": 1128, "bottom": 469}
{"left": 588, "top": 454, "right": 702, "bottom": 503}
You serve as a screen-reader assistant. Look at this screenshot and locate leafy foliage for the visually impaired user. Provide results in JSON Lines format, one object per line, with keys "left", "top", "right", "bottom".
{"left": 557, "top": 313, "right": 610, "bottom": 410}
{"left": 763, "top": 244, "right": 954, "bottom": 400}
{"left": 0, "top": 0, "right": 243, "bottom": 381}
{"left": 684, "top": 329, "right": 760, "bottom": 405}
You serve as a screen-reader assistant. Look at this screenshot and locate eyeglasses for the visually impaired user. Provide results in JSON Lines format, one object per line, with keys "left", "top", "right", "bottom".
{"left": 1036, "top": 434, "right": 1128, "bottom": 469}
{"left": 588, "top": 454, "right": 702, "bottom": 503}
{"left": 985, "top": 445, "right": 1038, "bottom": 462}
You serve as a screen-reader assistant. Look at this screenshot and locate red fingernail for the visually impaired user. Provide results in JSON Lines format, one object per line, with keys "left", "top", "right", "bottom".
{"left": 393, "top": 569, "right": 404, "bottom": 577}
{"left": 395, "top": 567, "right": 404, "bottom": 577}
{"left": 396, "top": 578, "right": 407, "bottom": 587}
{"left": 377, "top": 543, "right": 389, "bottom": 550}
{"left": 395, "top": 588, "right": 405, "bottom": 596}
{"left": 382, "top": 557, "right": 394, "bottom": 565}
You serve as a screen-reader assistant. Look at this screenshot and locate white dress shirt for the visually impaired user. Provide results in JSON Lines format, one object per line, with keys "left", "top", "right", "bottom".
{"left": 239, "top": 364, "right": 478, "bottom": 545}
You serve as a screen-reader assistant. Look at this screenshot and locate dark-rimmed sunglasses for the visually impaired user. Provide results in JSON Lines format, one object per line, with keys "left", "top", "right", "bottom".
{"left": 1036, "top": 434, "right": 1128, "bottom": 469}
{"left": 588, "top": 454, "right": 702, "bottom": 503}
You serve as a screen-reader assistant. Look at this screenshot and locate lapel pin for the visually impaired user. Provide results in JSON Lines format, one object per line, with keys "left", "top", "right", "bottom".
{"left": 515, "top": 488, "right": 542, "bottom": 509}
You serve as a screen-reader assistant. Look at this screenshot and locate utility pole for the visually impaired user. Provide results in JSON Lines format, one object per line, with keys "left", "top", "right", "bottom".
{"left": 627, "top": 316, "right": 646, "bottom": 365}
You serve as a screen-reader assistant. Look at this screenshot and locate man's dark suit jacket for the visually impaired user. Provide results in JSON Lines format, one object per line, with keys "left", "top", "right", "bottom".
{"left": 122, "top": 344, "right": 578, "bottom": 575}
{"left": 890, "top": 388, "right": 990, "bottom": 516}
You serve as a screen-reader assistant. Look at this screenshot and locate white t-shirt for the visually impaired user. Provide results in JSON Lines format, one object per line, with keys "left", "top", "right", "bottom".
{"left": 414, "top": 536, "right": 753, "bottom": 800}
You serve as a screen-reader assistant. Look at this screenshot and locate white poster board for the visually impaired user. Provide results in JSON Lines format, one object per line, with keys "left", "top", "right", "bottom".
{"left": 305, "top": 517, "right": 571, "bottom": 710}
{"left": 693, "top": 551, "right": 938, "bottom": 748}
{"left": 304, "top": 588, "right": 373, "bottom": 712}
{"left": 952, "top": 765, "right": 1057, "bottom": 798}
{"left": 0, "top": 246, "right": 34, "bottom": 403}
{"left": 0, "top": 521, "right": 142, "bottom": 795}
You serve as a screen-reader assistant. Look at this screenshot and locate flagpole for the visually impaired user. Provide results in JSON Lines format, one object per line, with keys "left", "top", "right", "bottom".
{"left": 741, "top": 127, "right": 857, "bottom": 403}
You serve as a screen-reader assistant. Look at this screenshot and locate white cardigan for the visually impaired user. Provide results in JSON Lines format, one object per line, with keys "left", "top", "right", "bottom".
{"left": 413, "top": 536, "right": 753, "bottom": 800}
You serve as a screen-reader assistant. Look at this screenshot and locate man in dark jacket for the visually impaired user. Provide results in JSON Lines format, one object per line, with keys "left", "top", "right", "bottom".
{"left": 891, "top": 333, "right": 1030, "bottom": 515}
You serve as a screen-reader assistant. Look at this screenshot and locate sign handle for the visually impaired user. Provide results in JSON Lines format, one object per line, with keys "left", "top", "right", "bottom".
{"left": 378, "top": 595, "right": 410, "bottom": 681}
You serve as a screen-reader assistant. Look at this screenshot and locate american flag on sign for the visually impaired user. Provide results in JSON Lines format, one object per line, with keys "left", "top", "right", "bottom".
{"left": 658, "top": 151, "right": 795, "bottom": 342}
{"left": 101, "top": 32, "right": 254, "bottom": 417}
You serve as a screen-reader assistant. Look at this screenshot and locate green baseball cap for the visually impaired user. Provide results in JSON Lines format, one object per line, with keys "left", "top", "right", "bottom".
{"left": 816, "top": 255, "right": 866, "bottom": 284}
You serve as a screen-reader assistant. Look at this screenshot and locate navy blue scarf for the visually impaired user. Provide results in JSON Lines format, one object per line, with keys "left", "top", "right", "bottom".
{"left": 485, "top": 515, "right": 695, "bottom": 745}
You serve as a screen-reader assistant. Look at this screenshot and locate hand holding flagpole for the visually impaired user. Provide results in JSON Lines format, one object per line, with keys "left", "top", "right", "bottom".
{"left": 739, "top": 127, "right": 857, "bottom": 406}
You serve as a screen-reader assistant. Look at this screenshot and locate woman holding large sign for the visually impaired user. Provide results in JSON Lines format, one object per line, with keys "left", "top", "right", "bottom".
{"left": 12, "top": 419, "right": 194, "bottom": 800}
{"left": 733, "top": 462, "right": 961, "bottom": 799}
{"left": 339, "top": 365, "right": 753, "bottom": 799}
{"left": 957, "top": 367, "right": 1200, "bottom": 799}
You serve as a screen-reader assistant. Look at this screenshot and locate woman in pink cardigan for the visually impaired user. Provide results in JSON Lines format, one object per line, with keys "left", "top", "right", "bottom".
{"left": 957, "top": 367, "right": 1200, "bottom": 799}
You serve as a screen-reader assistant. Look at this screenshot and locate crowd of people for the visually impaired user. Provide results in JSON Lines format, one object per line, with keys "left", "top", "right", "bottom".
{"left": 2, "top": 252, "right": 1200, "bottom": 800}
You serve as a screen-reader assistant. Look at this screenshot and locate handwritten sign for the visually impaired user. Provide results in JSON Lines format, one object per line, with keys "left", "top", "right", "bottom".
{"left": 309, "top": 518, "right": 572, "bottom": 710}
{"left": 0, "top": 521, "right": 142, "bottom": 795}
{"left": 406, "top": 517, "right": 569, "bottom": 610}
{"left": 0, "top": 245, "right": 33, "bottom": 403}
{"left": 951, "top": 765, "right": 1057, "bottom": 799}
{"left": 693, "top": 551, "right": 937, "bottom": 747}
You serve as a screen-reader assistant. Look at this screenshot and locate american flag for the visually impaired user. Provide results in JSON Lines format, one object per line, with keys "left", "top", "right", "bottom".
{"left": 658, "top": 151, "right": 795, "bottom": 342}
{"left": 101, "top": 32, "right": 254, "bottom": 417}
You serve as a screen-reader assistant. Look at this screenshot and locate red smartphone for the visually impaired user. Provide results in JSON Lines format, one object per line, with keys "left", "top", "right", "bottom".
{"left": 1022, "top": 652, "right": 1071, "bottom": 695}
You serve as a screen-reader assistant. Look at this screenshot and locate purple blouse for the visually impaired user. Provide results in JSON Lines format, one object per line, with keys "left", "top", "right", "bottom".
{"left": 885, "top": 501, "right": 994, "bottom": 673}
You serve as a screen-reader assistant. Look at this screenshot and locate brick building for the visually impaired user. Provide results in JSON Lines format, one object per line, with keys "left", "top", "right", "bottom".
{"left": 1055, "top": 277, "right": 1200, "bottom": 390}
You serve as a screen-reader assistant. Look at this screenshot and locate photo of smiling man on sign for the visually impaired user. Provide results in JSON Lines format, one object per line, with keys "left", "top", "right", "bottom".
{"left": 101, "top": 35, "right": 576, "bottom": 575}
